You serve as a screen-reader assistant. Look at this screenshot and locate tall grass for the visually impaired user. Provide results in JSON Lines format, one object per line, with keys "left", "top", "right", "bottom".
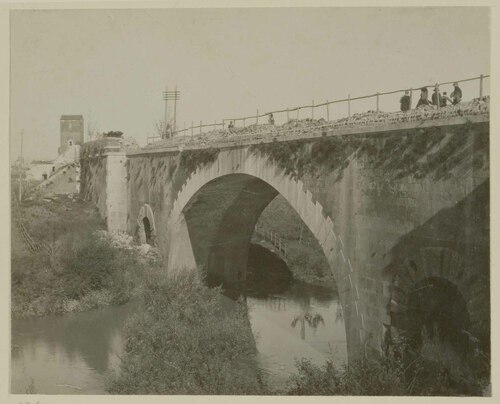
{"left": 106, "top": 270, "right": 266, "bottom": 395}
{"left": 105, "top": 269, "right": 489, "bottom": 396}
{"left": 286, "top": 333, "right": 490, "bottom": 396}
{"left": 11, "top": 197, "right": 145, "bottom": 317}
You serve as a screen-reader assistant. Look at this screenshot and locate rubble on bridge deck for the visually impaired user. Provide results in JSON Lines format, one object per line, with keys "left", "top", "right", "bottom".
{"left": 144, "top": 96, "right": 489, "bottom": 150}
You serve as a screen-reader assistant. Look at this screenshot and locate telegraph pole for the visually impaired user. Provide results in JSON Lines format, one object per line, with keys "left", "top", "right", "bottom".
{"left": 87, "top": 108, "right": 92, "bottom": 141}
{"left": 18, "top": 129, "right": 23, "bottom": 201}
{"left": 162, "top": 87, "right": 180, "bottom": 137}
{"left": 164, "top": 86, "right": 168, "bottom": 132}
{"left": 173, "top": 85, "right": 178, "bottom": 135}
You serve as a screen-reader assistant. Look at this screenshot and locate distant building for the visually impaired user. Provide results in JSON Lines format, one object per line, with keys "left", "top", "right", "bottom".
{"left": 59, "top": 115, "right": 84, "bottom": 155}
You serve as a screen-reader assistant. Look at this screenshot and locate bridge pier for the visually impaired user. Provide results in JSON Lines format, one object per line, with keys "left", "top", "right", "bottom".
{"left": 80, "top": 139, "right": 128, "bottom": 232}
{"left": 167, "top": 211, "right": 197, "bottom": 275}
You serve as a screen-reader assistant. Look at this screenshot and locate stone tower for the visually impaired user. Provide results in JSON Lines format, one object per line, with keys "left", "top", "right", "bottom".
{"left": 59, "top": 115, "right": 84, "bottom": 155}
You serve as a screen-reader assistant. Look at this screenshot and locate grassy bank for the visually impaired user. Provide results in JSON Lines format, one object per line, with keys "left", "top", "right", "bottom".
{"left": 11, "top": 194, "right": 149, "bottom": 318}
{"left": 106, "top": 270, "right": 266, "bottom": 395}
{"left": 105, "top": 266, "right": 489, "bottom": 396}
{"left": 285, "top": 334, "right": 490, "bottom": 396}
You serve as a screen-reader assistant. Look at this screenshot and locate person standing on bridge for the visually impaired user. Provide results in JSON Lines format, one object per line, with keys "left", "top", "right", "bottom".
{"left": 400, "top": 90, "right": 411, "bottom": 111}
{"left": 268, "top": 113, "right": 275, "bottom": 125}
{"left": 416, "top": 87, "right": 431, "bottom": 108}
{"left": 431, "top": 86, "right": 441, "bottom": 107}
{"left": 450, "top": 82, "right": 462, "bottom": 105}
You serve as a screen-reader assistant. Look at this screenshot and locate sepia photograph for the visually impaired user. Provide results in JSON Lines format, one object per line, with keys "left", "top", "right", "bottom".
{"left": 5, "top": 3, "right": 492, "bottom": 399}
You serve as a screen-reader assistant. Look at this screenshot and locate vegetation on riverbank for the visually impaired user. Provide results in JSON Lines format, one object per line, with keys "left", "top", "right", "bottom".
{"left": 11, "top": 178, "right": 488, "bottom": 397}
{"left": 105, "top": 266, "right": 489, "bottom": 396}
{"left": 106, "top": 270, "right": 266, "bottom": 395}
{"left": 285, "top": 333, "right": 490, "bottom": 396}
{"left": 11, "top": 194, "right": 149, "bottom": 318}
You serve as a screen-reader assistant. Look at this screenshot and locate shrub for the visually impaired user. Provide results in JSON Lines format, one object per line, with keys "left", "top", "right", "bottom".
{"left": 106, "top": 270, "right": 266, "bottom": 395}
{"left": 12, "top": 195, "right": 148, "bottom": 317}
{"left": 287, "top": 242, "right": 331, "bottom": 282}
{"left": 61, "top": 234, "right": 143, "bottom": 300}
{"left": 286, "top": 334, "right": 489, "bottom": 396}
{"left": 286, "top": 358, "right": 343, "bottom": 395}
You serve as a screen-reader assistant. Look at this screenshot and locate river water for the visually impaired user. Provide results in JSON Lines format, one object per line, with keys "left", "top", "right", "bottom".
{"left": 11, "top": 282, "right": 347, "bottom": 394}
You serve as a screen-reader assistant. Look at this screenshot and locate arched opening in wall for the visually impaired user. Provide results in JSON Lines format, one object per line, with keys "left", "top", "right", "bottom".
{"left": 390, "top": 247, "right": 490, "bottom": 378}
{"left": 143, "top": 217, "right": 153, "bottom": 245}
{"left": 178, "top": 173, "right": 347, "bottom": 382}
{"left": 392, "top": 274, "right": 489, "bottom": 379}
{"left": 137, "top": 204, "right": 156, "bottom": 246}
{"left": 68, "top": 139, "right": 74, "bottom": 147}
{"left": 393, "top": 277, "right": 470, "bottom": 352}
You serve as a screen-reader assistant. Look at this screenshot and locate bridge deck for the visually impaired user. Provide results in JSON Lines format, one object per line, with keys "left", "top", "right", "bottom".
{"left": 128, "top": 98, "right": 489, "bottom": 157}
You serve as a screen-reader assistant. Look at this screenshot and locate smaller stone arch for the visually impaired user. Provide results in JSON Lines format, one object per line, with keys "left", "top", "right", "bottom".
{"left": 136, "top": 204, "right": 157, "bottom": 245}
{"left": 389, "top": 247, "right": 489, "bottom": 352}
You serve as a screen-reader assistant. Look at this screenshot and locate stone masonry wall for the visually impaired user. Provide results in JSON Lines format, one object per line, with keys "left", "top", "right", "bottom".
{"left": 84, "top": 117, "right": 489, "bottom": 360}
{"left": 80, "top": 138, "right": 127, "bottom": 231}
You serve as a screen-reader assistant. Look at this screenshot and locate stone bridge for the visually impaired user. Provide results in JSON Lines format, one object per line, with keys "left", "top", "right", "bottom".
{"left": 80, "top": 110, "right": 489, "bottom": 361}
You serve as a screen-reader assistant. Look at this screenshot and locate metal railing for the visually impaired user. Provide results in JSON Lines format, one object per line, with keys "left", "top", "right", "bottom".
{"left": 254, "top": 225, "right": 288, "bottom": 258}
{"left": 147, "top": 73, "right": 489, "bottom": 145}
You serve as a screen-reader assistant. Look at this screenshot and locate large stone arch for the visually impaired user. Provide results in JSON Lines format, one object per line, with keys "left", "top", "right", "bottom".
{"left": 390, "top": 247, "right": 489, "bottom": 348}
{"left": 136, "top": 203, "right": 157, "bottom": 245}
{"left": 166, "top": 148, "right": 371, "bottom": 360}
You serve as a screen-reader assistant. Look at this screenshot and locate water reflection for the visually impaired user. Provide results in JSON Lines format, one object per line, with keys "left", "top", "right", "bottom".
{"left": 11, "top": 277, "right": 347, "bottom": 394}
{"left": 11, "top": 301, "right": 140, "bottom": 394}
{"left": 291, "top": 311, "right": 325, "bottom": 340}
{"left": 246, "top": 281, "right": 347, "bottom": 389}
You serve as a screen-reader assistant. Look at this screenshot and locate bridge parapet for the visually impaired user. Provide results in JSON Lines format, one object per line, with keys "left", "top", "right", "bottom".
{"left": 81, "top": 137, "right": 126, "bottom": 158}
{"left": 139, "top": 97, "right": 489, "bottom": 154}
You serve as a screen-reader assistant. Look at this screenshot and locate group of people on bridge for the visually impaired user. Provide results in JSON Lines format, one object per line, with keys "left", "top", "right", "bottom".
{"left": 225, "top": 82, "right": 463, "bottom": 132}
{"left": 400, "top": 82, "right": 462, "bottom": 112}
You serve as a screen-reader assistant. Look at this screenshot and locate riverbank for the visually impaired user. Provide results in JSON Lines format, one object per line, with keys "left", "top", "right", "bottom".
{"left": 285, "top": 336, "right": 490, "bottom": 396}
{"left": 11, "top": 186, "right": 489, "bottom": 396}
{"left": 11, "top": 193, "right": 157, "bottom": 318}
{"left": 11, "top": 270, "right": 346, "bottom": 394}
{"left": 106, "top": 270, "right": 267, "bottom": 395}
{"left": 105, "top": 268, "right": 489, "bottom": 396}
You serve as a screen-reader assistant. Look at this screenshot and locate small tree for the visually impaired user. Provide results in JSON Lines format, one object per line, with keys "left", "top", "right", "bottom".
{"left": 156, "top": 120, "right": 173, "bottom": 139}
{"left": 87, "top": 117, "right": 100, "bottom": 141}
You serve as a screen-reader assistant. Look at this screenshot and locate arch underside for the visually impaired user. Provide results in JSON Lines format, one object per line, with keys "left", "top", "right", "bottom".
{"left": 167, "top": 150, "right": 367, "bottom": 360}
{"left": 183, "top": 174, "right": 278, "bottom": 287}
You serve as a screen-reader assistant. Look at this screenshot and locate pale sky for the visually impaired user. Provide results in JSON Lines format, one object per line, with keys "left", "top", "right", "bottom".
{"left": 10, "top": 7, "right": 490, "bottom": 162}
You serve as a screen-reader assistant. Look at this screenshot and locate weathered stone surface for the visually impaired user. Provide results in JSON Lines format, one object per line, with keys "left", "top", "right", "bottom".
{"left": 80, "top": 117, "right": 489, "bottom": 361}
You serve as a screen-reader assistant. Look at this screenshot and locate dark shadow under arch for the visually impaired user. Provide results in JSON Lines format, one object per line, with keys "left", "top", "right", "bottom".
{"left": 137, "top": 203, "right": 157, "bottom": 246}
{"left": 143, "top": 217, "right": 153, "bottom": 245}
